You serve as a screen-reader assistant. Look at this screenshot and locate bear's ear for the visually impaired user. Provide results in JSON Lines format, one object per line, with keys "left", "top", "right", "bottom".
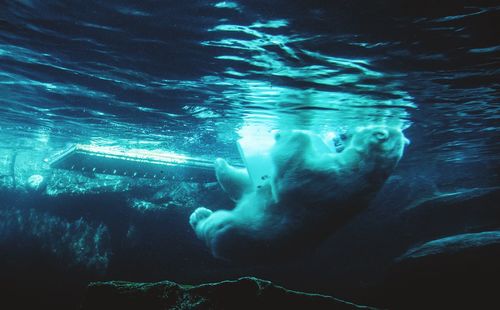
{"left": 371, "top": 128, "right": 389, "bottom": 143}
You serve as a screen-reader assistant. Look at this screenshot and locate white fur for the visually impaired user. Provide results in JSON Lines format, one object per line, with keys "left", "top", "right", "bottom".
{"left": 189, "top": 126, "right": 408, "bottom": 262}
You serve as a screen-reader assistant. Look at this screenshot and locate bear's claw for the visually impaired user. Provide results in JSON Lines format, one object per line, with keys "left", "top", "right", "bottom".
{"left": 189, "top": 207, "right": 213, "bottom": 229}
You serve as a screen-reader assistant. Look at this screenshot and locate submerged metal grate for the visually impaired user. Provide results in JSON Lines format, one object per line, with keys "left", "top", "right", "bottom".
{"left": 47, "top": 144, "right": 217, "bottom": 182}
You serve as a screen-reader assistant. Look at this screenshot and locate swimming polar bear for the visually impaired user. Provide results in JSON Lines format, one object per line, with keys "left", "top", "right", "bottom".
{"left": 189, "top": 126, "right": 408, "bottom": 262}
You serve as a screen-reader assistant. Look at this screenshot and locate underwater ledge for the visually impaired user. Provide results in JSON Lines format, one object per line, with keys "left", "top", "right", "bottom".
{"left": 81, "top": 276, "right": 375, "bottom": 310}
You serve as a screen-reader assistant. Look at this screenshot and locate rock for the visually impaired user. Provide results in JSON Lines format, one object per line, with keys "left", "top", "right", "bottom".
{"left": 26, "top": 174, "right": 47, "bottom": 192}
{"left": 397, "top": 187, "right": 500, "bottom": 246}
{"left": 82, "top": 277, "right": 375, "bottom": 310}
{"left": 403, "top": 186, "right": 500, "bottom": 212}
{"left": 385, "top": 231, "right": 500, "bottom": 308}
{"left": 396, "top": 231, "right": 500, "bottom": 260}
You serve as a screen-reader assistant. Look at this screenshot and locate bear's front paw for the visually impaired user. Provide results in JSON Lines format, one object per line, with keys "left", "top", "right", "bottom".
{"left": 189, "top": 207, "right": 213, "bottom": 230}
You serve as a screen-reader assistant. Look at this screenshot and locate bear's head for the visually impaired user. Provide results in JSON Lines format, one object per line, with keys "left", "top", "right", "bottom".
{"left": 350, "top": 126, "right": 408, "bottom": 159}
{"left": 344, "top": 126, "right": 409, "bottom": 183}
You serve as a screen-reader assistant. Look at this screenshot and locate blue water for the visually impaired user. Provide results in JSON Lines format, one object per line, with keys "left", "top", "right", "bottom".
{"left": 0, "top": 0, "right": 499, "bottom": 308}
{"left": 2, "top": 1, "right": 497, "bottom": 161}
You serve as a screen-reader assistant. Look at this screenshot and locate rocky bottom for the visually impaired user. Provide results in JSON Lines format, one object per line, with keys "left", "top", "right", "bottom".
{"left": 82, "top": 230, "right": 500, "bottom": 309}
{"left": 81, "top": 277, "right": 374, "bottom": 310}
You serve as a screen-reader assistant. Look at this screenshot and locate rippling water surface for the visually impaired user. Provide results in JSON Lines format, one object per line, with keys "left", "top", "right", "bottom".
{"left": 1, "top": 0, "right": 497, "bottom": 165}
{"left": 0, "top": 1, "right": 499, "bottom": 308}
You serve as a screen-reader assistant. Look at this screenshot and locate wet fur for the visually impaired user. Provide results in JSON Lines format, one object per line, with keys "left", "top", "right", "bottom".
{"left": 189, "top": 126, "right": 408, "bottom": 262}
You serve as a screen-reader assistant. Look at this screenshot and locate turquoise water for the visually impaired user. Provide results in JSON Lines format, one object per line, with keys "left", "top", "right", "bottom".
{"left": 2, "top": 1, "right": 497, "bottom": 163}
{"left": 0, "top": 1, "right": 498, "bottom": 308}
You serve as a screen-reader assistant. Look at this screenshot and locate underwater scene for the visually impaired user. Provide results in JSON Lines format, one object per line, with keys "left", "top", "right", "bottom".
{"left": 0, "top": 1, "right": 499, "bottom": 309}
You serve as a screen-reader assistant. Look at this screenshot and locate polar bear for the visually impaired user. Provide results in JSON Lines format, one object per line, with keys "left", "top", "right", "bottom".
{"left": 189, "top": 126, "right": 408, "bottom": 262}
